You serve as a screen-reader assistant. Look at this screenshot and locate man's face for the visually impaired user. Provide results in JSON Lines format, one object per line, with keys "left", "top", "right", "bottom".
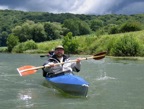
{"left": 55, "top": 48, "right": 64, "bottom": 57}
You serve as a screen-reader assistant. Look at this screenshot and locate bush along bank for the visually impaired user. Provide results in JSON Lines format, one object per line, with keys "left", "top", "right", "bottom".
{"left": 7, "top": 31, "right": 144, "bottom": 57}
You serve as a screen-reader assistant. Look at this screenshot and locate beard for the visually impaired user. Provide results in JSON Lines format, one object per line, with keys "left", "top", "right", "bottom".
{"left": 56, "top": 53, "right": 63, "bottom": 58}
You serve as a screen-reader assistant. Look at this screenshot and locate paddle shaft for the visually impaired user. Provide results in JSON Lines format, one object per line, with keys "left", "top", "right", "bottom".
{"left": 19, "top": 54, "right": 105, "bottom": 73}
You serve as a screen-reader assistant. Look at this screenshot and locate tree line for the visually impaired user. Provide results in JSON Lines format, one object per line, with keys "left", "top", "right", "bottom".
{"left": 0, "top": 10, "right": 144, "bottom": 52}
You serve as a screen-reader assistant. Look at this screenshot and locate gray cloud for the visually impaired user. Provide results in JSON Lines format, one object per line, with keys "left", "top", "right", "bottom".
{"left": 0, "top": 0, "right": 144, "bottom": 15}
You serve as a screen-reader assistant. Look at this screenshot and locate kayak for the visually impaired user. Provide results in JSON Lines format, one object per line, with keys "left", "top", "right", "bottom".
{"left": 45, "top": 73, "right": 89, "bottom": 97}
{"left": 17, "top": 52, "right": 106, "bottom": 97}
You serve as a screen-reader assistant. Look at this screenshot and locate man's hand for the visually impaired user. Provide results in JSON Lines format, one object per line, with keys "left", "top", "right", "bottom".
{"left": 76, "top": 58, "right": 81, "bottom": 63}
{"left": 49, "top": 63, "right": 55, "bottom": 67}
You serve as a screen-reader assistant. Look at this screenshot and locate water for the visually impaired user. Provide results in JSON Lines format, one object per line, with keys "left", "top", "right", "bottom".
{"left": 0, "top": 53, "right": 144, "bottom": 109}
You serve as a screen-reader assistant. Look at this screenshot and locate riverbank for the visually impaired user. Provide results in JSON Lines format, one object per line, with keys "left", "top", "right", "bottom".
{"left": 2, "top": 30, "right": 144, "bottom": 57}
{"left": 108, "top": 56, "right": 144, "bottom": 60}
{"left": 0, "top": 47, "right": 7, "bottom": 52}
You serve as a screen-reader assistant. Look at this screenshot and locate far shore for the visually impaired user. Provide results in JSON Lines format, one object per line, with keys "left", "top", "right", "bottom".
{"left": 1, "top": 51, "right": 144, "bottom": 61}
{"left": 108, "top": 56, "right": 144, "bottom": 60}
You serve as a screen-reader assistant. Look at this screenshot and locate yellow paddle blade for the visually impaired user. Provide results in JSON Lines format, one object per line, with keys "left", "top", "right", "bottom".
{"left": 17, "top": 65, "right": 37, "bottom": 76}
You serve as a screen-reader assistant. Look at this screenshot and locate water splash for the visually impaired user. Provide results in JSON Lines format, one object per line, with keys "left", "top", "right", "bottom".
{"left": 17, "top": 89, "right": 34, "bottom": 108}
{"left": 96, "top": 72, "right": 116, "bottom": 81}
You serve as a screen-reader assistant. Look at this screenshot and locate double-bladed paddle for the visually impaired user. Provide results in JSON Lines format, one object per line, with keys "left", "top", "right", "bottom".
{"left": 17, "top": 51, "right": 106, "bottom": 76}
{"left": 40, "top": 54, "right": 50, "bottom": 57}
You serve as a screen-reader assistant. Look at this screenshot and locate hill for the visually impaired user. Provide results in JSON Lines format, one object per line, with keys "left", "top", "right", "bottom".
{"left": 1, "top": 9, "right": 144, "bottom": 57}
{"left": 36, "top": 30, "right": 144, "bottom": 56}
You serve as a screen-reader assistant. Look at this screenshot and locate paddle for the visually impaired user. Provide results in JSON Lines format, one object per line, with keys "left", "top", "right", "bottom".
{"left": 40, "top": 51, "right": 54, "bottom": 57}
{"left": 17, "top": 51, "right": 106, "bottom": 76}
{"left": 40, "top": 54, "right": 50, "bottom": 57}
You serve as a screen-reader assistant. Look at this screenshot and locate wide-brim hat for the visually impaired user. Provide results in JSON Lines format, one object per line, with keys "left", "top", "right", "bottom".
{"left": 55, "top": 45, "right": 64, "bottom": 50}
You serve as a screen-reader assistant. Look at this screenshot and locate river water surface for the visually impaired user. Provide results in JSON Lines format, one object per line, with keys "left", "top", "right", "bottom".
{"left": 0, "top": 53, "right": 144, "bottom": 109}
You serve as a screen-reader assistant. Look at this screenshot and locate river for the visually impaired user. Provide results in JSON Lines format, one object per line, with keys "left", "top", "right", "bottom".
{"left": 0, "top": 53, "right": 144, "bottom": 109}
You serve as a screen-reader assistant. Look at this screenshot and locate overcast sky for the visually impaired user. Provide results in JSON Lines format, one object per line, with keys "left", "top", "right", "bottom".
{"left": 0, "top": 0, "right": 144, "bottom": 15}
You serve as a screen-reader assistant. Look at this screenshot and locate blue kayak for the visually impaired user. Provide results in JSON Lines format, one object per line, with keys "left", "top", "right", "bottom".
{"left": 45, "top": 73, "right": 89, "bottom": 97}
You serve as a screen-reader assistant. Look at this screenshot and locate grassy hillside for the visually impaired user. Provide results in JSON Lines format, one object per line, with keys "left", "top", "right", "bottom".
{"left": 37, "top": 30, "right": 144, "bottom": 56}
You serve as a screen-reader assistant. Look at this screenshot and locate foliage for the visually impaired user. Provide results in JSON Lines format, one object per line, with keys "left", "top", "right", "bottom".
{"left": 31, "top": 22, "right": 47, "bottom": 42}
{"left": 119, "top": 21, "right": 142, "bottom": 33}
{"left": 0, "top": 47, "right": 7, "bottom": 52}
{"left": 1, "top": 10, "right": 144, "bottom": 56}
{"left": 63, "top": 19, "right": 80, "bottom": 36}
{"left": 12, "top": 40, "right": 37, "bottom": 53}
{"left": 10, "top": 30, "right": 144, "bottom": 56}
{"left": 62, "top": 32, "right": 79, "bottom": 54}
{"left": 24, "top": 40, "right": 38, "bottom": 50}
{"left": 37, "top": 39, "right": 61, "bottom": 52}
{"left": 6, "top": 34, "right": 19, "bottom": 52}
{"left": 63, "top": 19, "right": 91, "bottom": 36}
{"left": 44, "top": 22, "right": 64, "bottom": 40}
{"left": 108, "top": 24, "right": 119, "bottom": 34}
{"left": 90, "top": 19, "right": 103, "bottom": 31}
{"left": 0, "top": 31, "right": 8, "bottom": 46}
{"left": 111, "top": 35, "right": 141, "bottom": 56}
{"left": 12, "top": 20, "right": 46, "bottom": 42}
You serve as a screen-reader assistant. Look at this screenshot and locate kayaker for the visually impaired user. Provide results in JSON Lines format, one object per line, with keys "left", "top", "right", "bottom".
{"left": 42, "top": 45, "right": 81, "bottom": 77}
{"left": 48, "top": 49, "right": 54, "bottom": 56}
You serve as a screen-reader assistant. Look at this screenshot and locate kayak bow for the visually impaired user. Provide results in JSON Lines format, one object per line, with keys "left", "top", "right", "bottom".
{"left": 45, "top": 73, "right": 89, "bottom": 97}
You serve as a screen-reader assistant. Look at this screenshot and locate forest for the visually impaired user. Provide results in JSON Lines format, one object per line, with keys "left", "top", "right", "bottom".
{"left": 0, "top": 9, "right": 144, "bottom": 56}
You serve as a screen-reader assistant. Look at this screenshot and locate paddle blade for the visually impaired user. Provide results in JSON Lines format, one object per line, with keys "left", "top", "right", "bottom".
{"left": 93, "top": 51, "right": 107, "bottom": 60}
{"left": 40, "top": 54, "right": 49, "bottom": 57}
{"left": 17, "top": 65, "right": 37, "bottom": 76}
{"left": 40, "top": 55, "right": 45, "bottom": 57}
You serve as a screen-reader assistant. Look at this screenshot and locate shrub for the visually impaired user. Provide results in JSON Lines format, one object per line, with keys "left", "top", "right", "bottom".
{"left": 120, "top": 21, "right": 142, "bottom": 33}
{"left": 0, "top": 47, "right": 7, "bottom": 52}
{"left": 12, "top": 40, "right": 37, "bottom": 53}
{"left": 108, "top": 25, "right": 119, "bottom": 34}
{"left": 111, "top": 35, "right": 141, "bottom": 56}
{"left": 12, "top": 43, "right": 25, "bottom": 53}
{"left": 24, "top": 40, "right": 38, "bottom": 50}
{"left": 6, "top": 34, "right": 19, "bottom": 52}
{"left": 62, "top": 32, "right": 78, "bottom": 54}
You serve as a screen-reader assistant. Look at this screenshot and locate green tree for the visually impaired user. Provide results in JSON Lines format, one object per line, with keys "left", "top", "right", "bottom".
{"left": 120, "top": 21, "right": 142, "bottom": 33}
{"left": 0, "top": 31, "right": 8, "bottom": 46}
{"left": 90, "top": 19, "right": 103, "bottom": 31}
{"left": 108, "top": 24, "right": 119, "bottom": 34}
{"left": 63, "top": 19, "right": 80, "bottom": 36}
{"left": 6, "top": 34, "right": 19, "bottom": 52}
{"left": 12, "top": 20, "right": 34, "bottom": 42}
{"left": 44, "top": 22, "right": 63, "bottom": 40}
{"left": 79, "top": 20, "right": 91, "bottom": 35}
{"left": 12, "top": 20, "right": 46, "bottom": 42}
{"left": 63, "top": 19, "right": 91, "bottom": 36}
{"left": 31, "top": 23, "right": 46, "bottom": 42}
{"left": 62, "top": 32, "right": 78, "bottom": 54}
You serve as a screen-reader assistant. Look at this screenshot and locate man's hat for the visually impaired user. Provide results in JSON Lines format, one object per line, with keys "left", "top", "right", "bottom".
{"left": 55, "top": 45, "right": 64, "bottom": 50}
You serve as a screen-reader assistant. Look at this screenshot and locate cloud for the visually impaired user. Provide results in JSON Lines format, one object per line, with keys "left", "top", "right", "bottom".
{"left": 116, "top": 2, "right": 144, "bottom": 14}
{"left": 71, "top": 0, "right": 122, "bottom": 14}
{"left": 0, "top": 0, "right": 144, "bottom": 15}
{"left": 0, "top": 5, "right": 9, "bottom": 10}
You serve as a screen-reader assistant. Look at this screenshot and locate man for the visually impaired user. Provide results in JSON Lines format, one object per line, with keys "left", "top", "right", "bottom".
{"left": 42, "top": 45, "right": 81, "bottom": 77}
